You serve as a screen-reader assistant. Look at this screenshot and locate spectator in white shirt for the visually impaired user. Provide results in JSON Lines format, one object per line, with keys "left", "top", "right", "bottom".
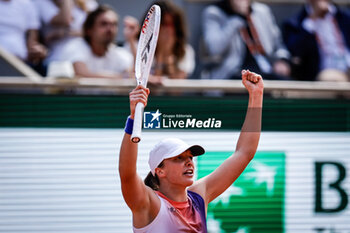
{"left": 59, "top": 5, "right": 133, "bottom": 79}
{"left": 0, "top": 0, "right": 47, "bottom": 73}
{"left": 33, "top": 0, "right": 98, "bottom": 64}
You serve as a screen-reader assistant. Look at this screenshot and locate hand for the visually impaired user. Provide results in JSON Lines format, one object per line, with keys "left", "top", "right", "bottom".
{"left": 27, "top": 43, "right": 48, "bottom": 64}
{"left": 129, "top": 85, "right": 150, "bottom": 119}
{"left": 241, "top": 69, "right": 264, "bottom": 95}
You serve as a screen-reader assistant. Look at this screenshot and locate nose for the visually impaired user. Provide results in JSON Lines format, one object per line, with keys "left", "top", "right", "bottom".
{"left": 185, "top": 157, "right": 193, "bottom": 167}
{"left": 107, "top": 24, "right": 116, "bottom": 32}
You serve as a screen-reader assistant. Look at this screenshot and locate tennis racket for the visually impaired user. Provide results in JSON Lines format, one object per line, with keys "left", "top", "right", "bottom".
{"left": 131, "top": 5, "right": 161, "bottom": 143}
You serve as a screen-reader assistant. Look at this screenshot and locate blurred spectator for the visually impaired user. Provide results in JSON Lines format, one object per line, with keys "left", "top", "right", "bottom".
{"left": 33, "top": 0, "right": 98, "bottom": 65}
{"left": 123, "top": 15, "right": 139, "bottom": 61}
{"left": 145, "top": 0, "right": 195, "bottom": 84}
{"left": 283, "top": 0, "right": 350, "bottom": 81}
{"left": 202, "top": 0, "right": 291, "bottom": 80}
{"left": 0, "top": 0, "right": 47, "bottom": 73}
{"left": 59, "top": 5, "right": 133, "bottom": 79}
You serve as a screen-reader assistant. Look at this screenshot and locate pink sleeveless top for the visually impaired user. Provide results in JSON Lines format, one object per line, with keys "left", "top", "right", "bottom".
{"left": 133, "top": 191, "right": 207, "bottom": 233}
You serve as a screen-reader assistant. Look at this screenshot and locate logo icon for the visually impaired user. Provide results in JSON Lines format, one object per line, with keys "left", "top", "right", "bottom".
{"left": 144, "top": 109, "right": 162, "bottom": 129}
{"left": 141, "top": 33, "right": 153, "bottom": 63}
{"left": 197, "top": 151, "right": 285, "bottom": 233}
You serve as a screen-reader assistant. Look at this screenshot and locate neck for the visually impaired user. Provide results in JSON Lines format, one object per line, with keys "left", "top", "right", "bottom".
{"left": 90, "top": 41, "right": 109, "bottom": 56}
{"left": 315, "top": 8, "right": 329, "bottom": 18}
{"left": 158, "top": 184, "right": 188, "bottom": 202}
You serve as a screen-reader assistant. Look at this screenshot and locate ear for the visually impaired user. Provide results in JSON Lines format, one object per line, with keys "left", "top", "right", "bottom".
{"left": 155, "top": 167, "right": 166, "bottom": 178}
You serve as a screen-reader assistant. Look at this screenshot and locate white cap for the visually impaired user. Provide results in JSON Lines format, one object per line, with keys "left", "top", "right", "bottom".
{"left": 149, "top": 138, "right": 205, "bottom": 176}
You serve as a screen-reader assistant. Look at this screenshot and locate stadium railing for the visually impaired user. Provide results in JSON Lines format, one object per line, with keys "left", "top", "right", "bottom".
{"left": 0, "top": 76, "right": 349, "bottom": 99}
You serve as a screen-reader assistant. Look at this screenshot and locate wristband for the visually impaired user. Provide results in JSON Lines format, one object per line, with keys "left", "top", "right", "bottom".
{"left": 124, "top": 116, "right": 134, "bottom": 135}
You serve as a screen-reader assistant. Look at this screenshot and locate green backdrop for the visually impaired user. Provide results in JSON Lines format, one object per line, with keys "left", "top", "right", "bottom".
{"left": 0, "top": 94, "right": 349, "bottom": 131}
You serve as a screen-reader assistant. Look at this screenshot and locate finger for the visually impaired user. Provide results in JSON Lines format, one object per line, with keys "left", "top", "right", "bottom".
{"left": 256, "top": 74, "right": 262, "bottom": 83}
{"left": 134, "top": 85, "right": 145, "bottom": 90}
{"left": 246, "top": 71, "right": 254, "bottom": 82}
{"left": 131, "top": 86, "right": 149, "bottom": 96}
{"left": 134, "top": 84, "right": 150, "bottom": 92}
{"left": 130, "top": 98, "right": 147, "bottom": 108}
{"left": 131, "top": 91, "right": 149, "bottom": 98}
{"left": 132, "top": 88, "right": 149, "bottom": 98}
{"left": 241, "top": 70, "right": 248, "bottom": 82}
{"left": 130, "top": 92, "right": 149, "bottom": 103}
{"left": 130, "top": 97, "right": 147, "bottom": 106}
{"left": 247, "top": 72, "right": 259, "bottom": 83}
{"left": 130, "top": 95, "right": 148, "bottom": 106}
{"left": 131, "top": 88, "right": 147, "bottom": 95}
{"left": 248, "top": 73, "right": 257, "bottom": 83}
{"left": 251, "top": 74, "right": 261, "bottom": 83}
{"left": 130, "top": 89, "right": 149, "bottom": 98}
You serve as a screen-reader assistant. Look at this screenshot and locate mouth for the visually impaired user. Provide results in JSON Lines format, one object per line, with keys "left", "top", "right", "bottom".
{"left": 183, "top": 169, "right": 194, "bottom": 177}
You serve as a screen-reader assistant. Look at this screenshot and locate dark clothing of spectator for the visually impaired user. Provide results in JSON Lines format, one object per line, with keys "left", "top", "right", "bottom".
{"left": 283, "top": 5, "right": 350, "bottom": 81}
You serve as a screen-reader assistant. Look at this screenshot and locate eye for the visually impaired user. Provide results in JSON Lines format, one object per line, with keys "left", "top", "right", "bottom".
{"left": 177, "top": 156, "right": 183, "bottom": 160}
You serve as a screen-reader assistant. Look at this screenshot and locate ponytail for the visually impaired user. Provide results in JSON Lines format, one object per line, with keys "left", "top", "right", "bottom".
{"left": 144, "top": 161, "right": 164, "bottom": 190}
{"left": 144, "top": 172, "right": 160, "bottom": 190}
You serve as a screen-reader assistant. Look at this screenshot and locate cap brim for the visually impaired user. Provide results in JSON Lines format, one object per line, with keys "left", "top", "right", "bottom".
{"left": 188, "top": 145, "right": 205, "bottom": 157}
{"left": 163, "top": 144, "right": 205, "bottom": 161}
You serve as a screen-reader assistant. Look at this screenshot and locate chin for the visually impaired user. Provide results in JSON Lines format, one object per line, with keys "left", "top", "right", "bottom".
{"left": 184, "top": 178, "right": 194, "bottom": 187}
{"left": 104, "top": 39, "right": 114, "bottom": 45}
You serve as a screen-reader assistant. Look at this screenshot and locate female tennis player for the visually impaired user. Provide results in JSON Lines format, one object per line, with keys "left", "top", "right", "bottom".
{"left": 119, "top": 69, "right": 264, "bottom": 232}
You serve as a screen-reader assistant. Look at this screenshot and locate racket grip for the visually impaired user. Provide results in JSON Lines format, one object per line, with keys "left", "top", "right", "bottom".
{"left": 131, "top": 102, "right": 144, "bottom": 143}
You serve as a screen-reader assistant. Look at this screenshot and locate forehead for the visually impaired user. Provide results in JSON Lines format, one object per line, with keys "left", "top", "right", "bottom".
{"left": 163, "top": 13, "right": 174, "bottom": 22}
{"left": 96, "top": 10, "right": 118, "bottom": 23}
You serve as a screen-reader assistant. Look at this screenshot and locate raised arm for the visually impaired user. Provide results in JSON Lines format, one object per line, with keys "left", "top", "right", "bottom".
{"left": 50, "top": 0, "right": 73, "bottom": 26}
{"left": 119, "top": 85, "right": 153, "bottom": 211}
{"left": 190, "top": 70, "right": 264, "bottom": 205}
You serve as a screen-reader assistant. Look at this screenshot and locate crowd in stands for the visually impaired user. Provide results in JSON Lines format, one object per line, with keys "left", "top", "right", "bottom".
{"left": 283, "top": 0, "right": 350, "bottom": 82}
{"left": 0, "top": 0, "right": 349, "bottom": 82}
{"left": 202, "top": 0, "right": 291, "bottom": 81}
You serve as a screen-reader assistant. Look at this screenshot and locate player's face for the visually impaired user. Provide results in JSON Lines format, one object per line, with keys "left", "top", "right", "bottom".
{"left": 91, "top": 11, "right": 118, "bottom": 46}
{"left": 161, "top": 150, "right": 195, "bottom": 187}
